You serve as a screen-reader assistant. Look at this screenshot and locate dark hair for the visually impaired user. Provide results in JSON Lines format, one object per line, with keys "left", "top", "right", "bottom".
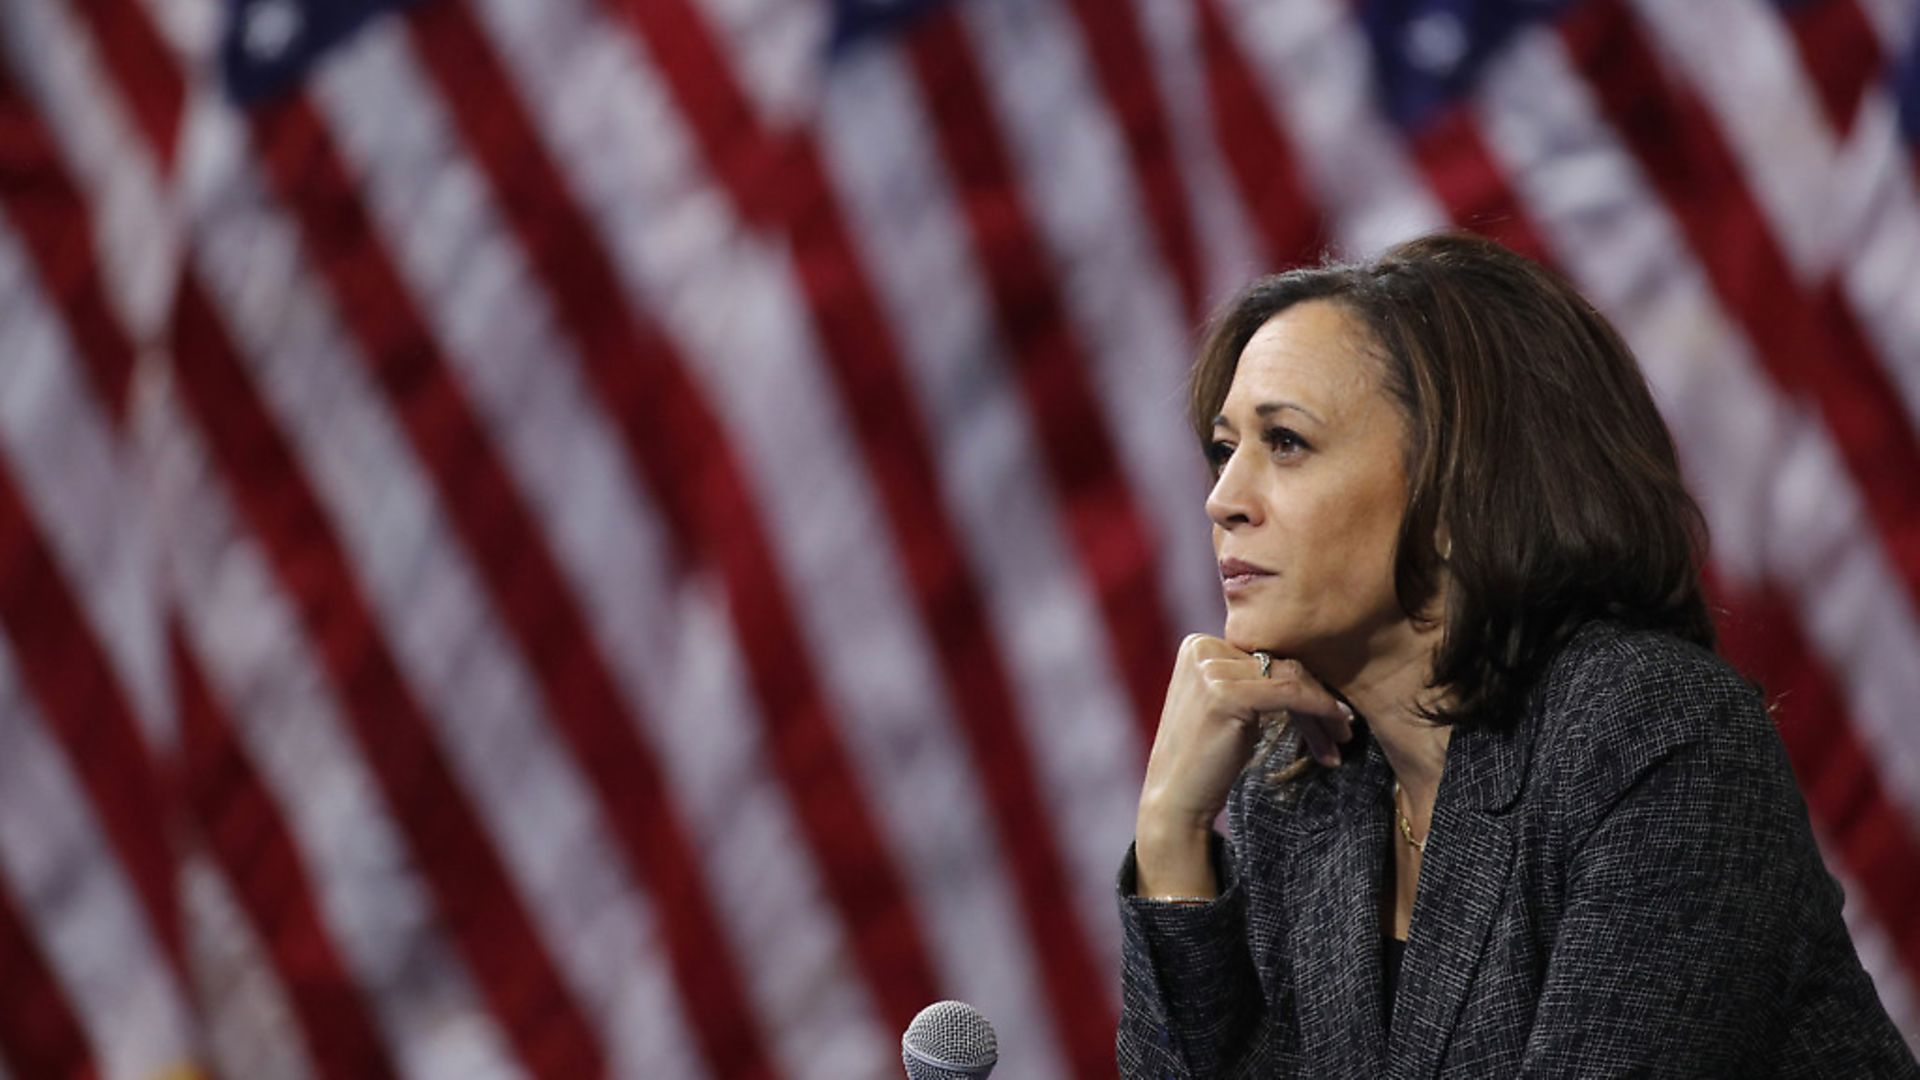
{"left": 1191, "top": 232, "right": 1714, "bottom": 732}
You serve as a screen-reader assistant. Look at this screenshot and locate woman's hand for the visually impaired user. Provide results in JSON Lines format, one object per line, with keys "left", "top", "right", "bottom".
{"left": 1133, "top": 634, "right": 1353, "bottom": 898}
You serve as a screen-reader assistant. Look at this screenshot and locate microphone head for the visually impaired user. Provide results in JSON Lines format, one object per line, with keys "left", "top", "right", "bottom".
{"left": 901, "top": 1000, "right": 998, "bottom": 1079}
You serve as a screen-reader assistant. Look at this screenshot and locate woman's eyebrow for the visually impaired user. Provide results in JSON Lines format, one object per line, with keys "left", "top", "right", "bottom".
{"left": 1253, "top": 400, "right": 1323, "bottom": 424}
{"left": 1211, "top": 401, "right": 1323, "bottom": 430}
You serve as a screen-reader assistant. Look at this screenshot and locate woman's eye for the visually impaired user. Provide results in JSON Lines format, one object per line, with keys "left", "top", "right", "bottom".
{"left": 1263, "top": 427, "right": 1309, "bottom": 456}
{"left": 1205, "top": 440, "right": 1234, "bottom": 472}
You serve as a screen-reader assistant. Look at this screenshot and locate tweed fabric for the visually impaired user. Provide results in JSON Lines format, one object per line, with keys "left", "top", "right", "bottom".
{"left": 1117, "top": 621, "right": 1920, "bottom": 1078}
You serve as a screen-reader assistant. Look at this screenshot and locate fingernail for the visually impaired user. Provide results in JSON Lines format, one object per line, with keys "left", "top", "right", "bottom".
{"left": 1338, "top": 701, "right": 1354, "bottom": 720}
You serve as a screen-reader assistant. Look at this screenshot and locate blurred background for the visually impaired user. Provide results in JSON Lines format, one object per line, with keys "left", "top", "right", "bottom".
{"left": 1, "top": 0, "right": 1916, "bottom": 1076}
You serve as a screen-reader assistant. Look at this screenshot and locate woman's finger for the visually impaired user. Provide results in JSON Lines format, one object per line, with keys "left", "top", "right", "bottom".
{"left": 1294, "top": 708, "right": 1340, "bottom": 746}
{"left": 1299, "top": 723, "right": 1339, "bottom": 768}
{"left": 1234, "top": 663, "right": 1353, "bottom": 729}
{"left": 1329, "top": 700, "right": 1355, "bottom": 743}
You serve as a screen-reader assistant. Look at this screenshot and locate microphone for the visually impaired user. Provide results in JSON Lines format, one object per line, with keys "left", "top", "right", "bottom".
{"left": 901, "top": 1000, "right": 998, "bottom": 1079}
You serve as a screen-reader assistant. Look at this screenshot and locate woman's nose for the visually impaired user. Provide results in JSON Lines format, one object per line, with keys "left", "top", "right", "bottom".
{"left": 1206, "top": 453, "right": 1261, "bottom": 529}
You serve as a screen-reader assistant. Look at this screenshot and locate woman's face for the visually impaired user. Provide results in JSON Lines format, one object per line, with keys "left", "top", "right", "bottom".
{"left": 1207, "top": 300, "right": 1417, "bottom": 670}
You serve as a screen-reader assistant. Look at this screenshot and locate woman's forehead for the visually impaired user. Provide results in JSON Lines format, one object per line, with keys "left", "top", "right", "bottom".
{"left": 1223, "top": 302, "right": 1381, "bottom": 420}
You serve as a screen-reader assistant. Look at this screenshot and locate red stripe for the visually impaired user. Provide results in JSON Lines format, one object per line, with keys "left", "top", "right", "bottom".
{"left": 64, "top": 0, "right": 184, "bottom": 170}
{"left": 1406, "top": 105, "right": 1553, "bottom": 266}
{"left": 67, "top": 3, "right": 607, "bottom": 1067}
{"left": 1780, "top": 0, "right": 1883, "bottom": 135}
{"left": 892, "top": 13, "right": 1201, "bottom": 1070}
{"left": 242, "top": 91, "right": 775, "bottom": 1080}
{"left": 1194, "top": 0, "right": 1330, "bottom": 270}
{"left": 1708, "top": 575, "right": 1920, "bottom": 979}
{"left": 1560, "top": 0, "right": 1920, "bottom": 635}
{"left": 0, "top": 63, "right": 134, "bottom": 421}
{"left": 5, "top": 41, "right": 381, "bottom": 1072}
{"left": 595, "top": 0, "right": 1133, "bottom": 1062}
{"left": 906, "top": 10, "right": 1178, "bottom": 742}
{"left": 0, "top": 871, "right": 96, "bottom": 1080}
{"left": 171, "top": 624, "right": 402, "bottom": 1080}
{"left": 166, "top": 276, "right": 606, "bottom": 1079}
{"left": 1054, "top": 0, "right": 1209, "bottom": 322}
{"left": 401, "top": 0, "right": 947, "bottom": 1031}
{"left": 0, "top": 458, "right": 186, "bottom": 980}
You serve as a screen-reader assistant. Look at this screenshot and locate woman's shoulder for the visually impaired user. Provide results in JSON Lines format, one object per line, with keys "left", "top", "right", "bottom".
{"left": 1526, "top": 618, "right": 1782, "bottom": 794}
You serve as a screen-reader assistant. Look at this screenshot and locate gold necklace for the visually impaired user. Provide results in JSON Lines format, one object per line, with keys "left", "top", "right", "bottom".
{"left": 1393, "top": 780, "right": 1427, "bottom": 855}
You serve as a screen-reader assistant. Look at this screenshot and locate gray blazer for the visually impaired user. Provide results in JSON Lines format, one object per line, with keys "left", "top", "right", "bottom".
{"left": 1117, "top": 620, "right": 1920, "bottom": 1078}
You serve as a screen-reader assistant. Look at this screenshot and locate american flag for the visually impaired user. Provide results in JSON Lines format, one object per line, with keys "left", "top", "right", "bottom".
{"left": 0, "top": 0, "right": 1916, "bottom": 1076}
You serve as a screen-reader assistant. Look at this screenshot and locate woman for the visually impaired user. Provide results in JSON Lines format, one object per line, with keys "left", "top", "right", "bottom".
{"left": 1118, "top": 233, "right": 1920, "bottom": 1078}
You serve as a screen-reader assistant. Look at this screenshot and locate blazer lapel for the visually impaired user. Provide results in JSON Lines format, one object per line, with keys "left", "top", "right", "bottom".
{"left": 1386, "top": 721, "right": 1527, "bottom": 1080}
{"left": 1283, "top": 736, "right": 1393, "bottom": 1080}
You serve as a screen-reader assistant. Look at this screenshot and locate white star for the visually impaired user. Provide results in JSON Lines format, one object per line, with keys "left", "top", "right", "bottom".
{"left": 1403, "top": 11, "right": 1469, "bottom": 77}
{"left": 241, "top": 0, "right": 304, "bottom": 64}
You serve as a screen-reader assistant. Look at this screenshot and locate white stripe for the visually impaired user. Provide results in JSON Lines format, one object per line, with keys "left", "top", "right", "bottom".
{"left": 1833, "top": 91, "right": 1920, "bottom": 433}
{"left": 0, "top": 128, "right": 171, "bottom": 755}
{"left": 1626, "top": 0, "right": 1836, "bottom": 279}
{"left": 1126, "top": 0, "right": 1268, "bottom": 305}
{"left": 1828, "top": 845, "right": 1920, "bottom": 1056}
{"left": 947, "top": 0, "right": 1237, "bottom": 975}
{"left": 155, "top": 398, "right": 516, "bottom": 1080}
{"left": 1853, "top": 0, "right": 1918, "bottom": 54}
{"left": 1475, "top": 23, "right": 1920, "bottom": 849}
{"left": 958, "top": 0, "right": 1232, "bottom": 646}
{"left": 395, "top": 7, "right": 890, "bottom": 1075}
{"left": 0, "top": 645, "right": 197, "bottom": 1080}
{"left": 815, "top": 39, "right": 1150, "bottom": 1079}
{"left": 317, "top": 17, "right": 883, "bottom": 1077}
{"left": 829, "top": 3, "right": 1152, "bottom": 987}
{"left": 0, "top": 0, "right": 180, "bottom": 344}
{"left": 124, "top": 0, "right": 219, "bottom": 72}
{"left": 462, "top": 0, "right": 1069, "bottom": 1074}
{"left": 1627, "top": 0, "right": 1920, "bottom": 431}
{"left": 181, "top": 80, "right": 736, "bottom": 1079}
{"left": 181, "top": 854, "right": 318, "bottom": 1080}
{"left": 691, "top": 0, "right": 822, "bottom": 130}
{"left": 1219, "top": 0, "right": 1449, "bottom": 255}
{"left": 467, "top": 0, "right": 1051, "bottom": 1065}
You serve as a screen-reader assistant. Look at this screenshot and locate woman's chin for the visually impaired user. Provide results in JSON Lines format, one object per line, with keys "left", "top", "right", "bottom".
{"left": 1221, "top": 615, "right": 1296, "bottom": 656}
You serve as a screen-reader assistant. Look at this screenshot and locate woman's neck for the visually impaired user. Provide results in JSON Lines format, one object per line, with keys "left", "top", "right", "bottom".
{"left": 1366, "top": 699, "right": 1451, "bottom": 816}
{"left": 1331, "top": 619, "right": 1451, "bottom": 814}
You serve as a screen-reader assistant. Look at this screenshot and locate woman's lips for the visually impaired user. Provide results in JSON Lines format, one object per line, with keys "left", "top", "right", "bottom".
{"left": 1219, "top": 558, "right": 1275, "bottom": 593}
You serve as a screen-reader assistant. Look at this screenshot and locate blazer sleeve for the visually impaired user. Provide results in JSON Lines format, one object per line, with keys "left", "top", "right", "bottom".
{"left": 1517, "top": 643, "right": 1918, "bottom": 1077}
{"left": 1115, "top": 773, "right": 1303, "bottom": 1079}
